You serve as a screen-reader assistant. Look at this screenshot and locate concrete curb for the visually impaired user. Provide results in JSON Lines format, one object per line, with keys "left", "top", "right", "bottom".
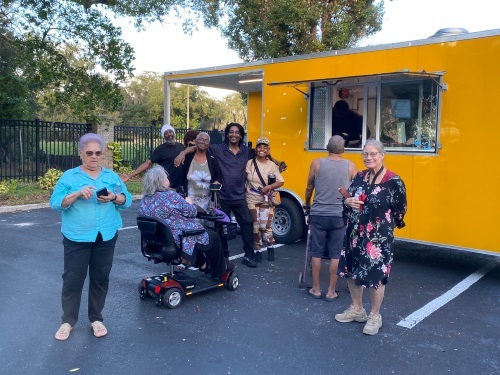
{"left": 0, "top": 195, "right": 144, "bottom": 214}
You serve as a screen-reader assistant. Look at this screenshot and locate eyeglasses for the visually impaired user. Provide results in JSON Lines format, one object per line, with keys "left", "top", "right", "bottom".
{"left": 197, "top": 138, "right": 210, "bottom": 144}
{"left": 84, "top": 151, "right": 103, "bottom": 157}
{"left": 361, "top": 152, "right": 380, "bottom": 158}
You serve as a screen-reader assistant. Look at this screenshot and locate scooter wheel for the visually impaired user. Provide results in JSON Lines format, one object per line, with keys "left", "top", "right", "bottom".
{"left": 226, "top": 274, "right": 239, "bottom": 291}
{"left": 138, "top": 281, "right": 150, "bottom": 300}
{"left": 162, "top": 288, "right": 183, "bottom": 309}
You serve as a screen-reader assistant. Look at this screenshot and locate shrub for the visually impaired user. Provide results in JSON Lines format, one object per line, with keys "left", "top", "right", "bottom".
{"left": 0, "top": 179, "right": 20, "bottom": 195}
{"left": 38, "top": 169, "right": 63, "bottom": 190}
{"left": 107, "top": 142, "right": 132, "bottom": 175}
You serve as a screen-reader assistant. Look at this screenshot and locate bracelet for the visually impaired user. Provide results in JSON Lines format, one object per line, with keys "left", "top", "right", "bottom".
{"left": 111, "top": 193, "right": 117, "bottom": 202}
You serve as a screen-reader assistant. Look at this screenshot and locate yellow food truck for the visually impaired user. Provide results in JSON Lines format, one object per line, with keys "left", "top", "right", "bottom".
{"left": 164, "top": 28, "right": 500, "bottom": 256}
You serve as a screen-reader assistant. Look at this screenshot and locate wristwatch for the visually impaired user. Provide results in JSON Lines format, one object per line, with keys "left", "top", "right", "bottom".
{"left": 111, "top": 194, "right": 117, "bottom": 202}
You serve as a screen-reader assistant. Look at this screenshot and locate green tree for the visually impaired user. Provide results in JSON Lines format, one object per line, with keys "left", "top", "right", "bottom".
{"left": 169, "top": 84, "right": 225, "bottom": 129}
{"left": 0, "top": 27, "right": 35, "bottom": 118}
{"left": 120, "top": 71, "right": 164, "bottom": 126}
{"left": 0, "top": 0, "right": 186, "bottom": 120}
{"left": 197, "top": 0, "right": 385, "bottom": 61}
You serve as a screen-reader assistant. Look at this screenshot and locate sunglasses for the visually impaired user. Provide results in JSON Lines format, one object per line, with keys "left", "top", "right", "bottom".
{"left": 84, "top": 151, "right": 103, "bottom": 157}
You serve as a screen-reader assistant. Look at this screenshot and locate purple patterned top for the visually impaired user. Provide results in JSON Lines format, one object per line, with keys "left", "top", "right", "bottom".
{"left": 138, "top": 190, "right": 209, "bottom": 256}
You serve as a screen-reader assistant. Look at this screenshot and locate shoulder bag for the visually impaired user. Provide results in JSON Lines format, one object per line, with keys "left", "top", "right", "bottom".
{"left": 252, "top": 159, "right": 281, "bottom": 206}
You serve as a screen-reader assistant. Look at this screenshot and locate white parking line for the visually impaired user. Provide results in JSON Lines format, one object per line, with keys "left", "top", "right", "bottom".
{"left": 119, "top": 225, "right": 138, "bottom": 231}
{"left": 229, "top": 244, "right": 285, "bottom": 260}
{"left": 397, "top": 262, "right": 497, "bottom": 329}
{"left": 118, "top": 226, "right": 284, "bottom": 260}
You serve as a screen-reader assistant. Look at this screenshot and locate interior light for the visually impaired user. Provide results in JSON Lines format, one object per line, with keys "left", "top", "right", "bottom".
{"left": 238, "top": 78, "right": 263, "bottom": 84}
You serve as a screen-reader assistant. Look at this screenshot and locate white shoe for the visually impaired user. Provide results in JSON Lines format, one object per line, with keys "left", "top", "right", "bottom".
{"left": 363, "top": 313, "right": 382, "bottom": 335}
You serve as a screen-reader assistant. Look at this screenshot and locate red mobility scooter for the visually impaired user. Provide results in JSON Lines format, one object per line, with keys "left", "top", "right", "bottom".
{"left": 137, "top": 185, "right": 239, "bottom": 309}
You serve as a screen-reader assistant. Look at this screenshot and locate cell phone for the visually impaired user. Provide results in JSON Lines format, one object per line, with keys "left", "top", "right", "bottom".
{"left": 338, "top": 186, "right": 351, "bottom": 198}
{"left": 209, "top": 183, "right": 222, "bottom": 191}
{"left": 96, "top": 187, "right": 108, "bottom": 197}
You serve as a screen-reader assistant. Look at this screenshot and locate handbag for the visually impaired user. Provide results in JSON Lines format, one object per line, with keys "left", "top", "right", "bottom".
{"left": 252, "top": 159, "right": 281, "bottom": 206}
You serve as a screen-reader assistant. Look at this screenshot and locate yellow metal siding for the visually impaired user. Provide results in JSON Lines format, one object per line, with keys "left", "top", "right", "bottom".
{"left": 166, "top": 34, "right": 500, "bottom": 254}
{"left": 257, "top": 37, "right": 500, "bottom": 254}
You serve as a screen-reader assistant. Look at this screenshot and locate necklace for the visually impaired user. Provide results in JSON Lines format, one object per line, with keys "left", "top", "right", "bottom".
{"left": 366, "top": 166, "right": 384, "bottom": 193}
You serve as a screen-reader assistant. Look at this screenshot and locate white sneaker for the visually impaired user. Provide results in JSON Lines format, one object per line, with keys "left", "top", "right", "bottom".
{"left": 335, "top": 305, "right": 369, "bottom": 323}
{"left": 363, "top": 313, "right": 382, "bottom": 335}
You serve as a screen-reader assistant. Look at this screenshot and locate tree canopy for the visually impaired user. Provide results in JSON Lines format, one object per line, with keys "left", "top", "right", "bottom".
{"left": 197, "top": 0, "right": 385, "bottom": 61}
{"left": 1, "top": 0, "right": 387, "bottom": 122}
{"left": 0, "top": 0, "right": 184, "bottom": 120}
{"left": 118, "top": 72, "right": 246, "bottom": 130}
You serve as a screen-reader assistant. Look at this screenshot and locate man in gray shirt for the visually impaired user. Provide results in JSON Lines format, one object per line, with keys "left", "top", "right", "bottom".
{"left": 304, "top": 135, "right": 357, "bottom": 301}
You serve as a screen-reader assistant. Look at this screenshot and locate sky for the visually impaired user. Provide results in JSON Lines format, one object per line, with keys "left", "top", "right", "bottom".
{"left": 117, "top": 0, "right": 500, "bottom": 97}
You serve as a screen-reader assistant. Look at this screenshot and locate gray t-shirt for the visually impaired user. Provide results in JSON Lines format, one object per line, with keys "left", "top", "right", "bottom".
{"left": 311, "top": 158, "right": 350, "bottom": 217}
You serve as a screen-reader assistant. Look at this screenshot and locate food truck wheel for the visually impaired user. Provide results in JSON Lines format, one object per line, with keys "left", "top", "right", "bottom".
{"left": 273, "top": 197, "right": 304, "bottom": 244}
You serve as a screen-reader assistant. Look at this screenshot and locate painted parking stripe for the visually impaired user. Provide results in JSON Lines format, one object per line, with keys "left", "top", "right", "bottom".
{"left": 397, "top": 262, "right": 497, "bottom": 329}
{"left": 228, "top": 244, "right": 285, "bottom": 260}
{"left": 118, "top": 225, "right": 285, "bottom": 260}
{"left": 119, "top": 225, "right": 138, "bottom": 231}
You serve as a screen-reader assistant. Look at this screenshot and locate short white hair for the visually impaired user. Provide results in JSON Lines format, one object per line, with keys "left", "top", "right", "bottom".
{"left": 363, "top": 139, "right": 385, "bottom": 155}
{"left": 142, "top": 165, "right": 169, "bottom": 196}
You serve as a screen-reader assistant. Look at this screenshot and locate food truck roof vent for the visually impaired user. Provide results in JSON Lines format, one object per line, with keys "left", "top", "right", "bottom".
{"left": 429, "top": 28, "right": 469, "bottom": 38}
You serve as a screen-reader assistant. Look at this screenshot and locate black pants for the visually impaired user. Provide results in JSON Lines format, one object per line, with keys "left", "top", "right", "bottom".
{"left": 219, "top": 198, "right": 254, "bottom": 258}
{"left": 194, "top": 231, "right": 226, "bottom": 278}
{"left": 61, "top": 232, "right": 117, "bottom": 326}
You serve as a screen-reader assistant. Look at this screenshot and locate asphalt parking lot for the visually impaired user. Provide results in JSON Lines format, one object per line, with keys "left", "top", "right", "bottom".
{"left": 0, "top": 202, "right": 498, "bottom": 375}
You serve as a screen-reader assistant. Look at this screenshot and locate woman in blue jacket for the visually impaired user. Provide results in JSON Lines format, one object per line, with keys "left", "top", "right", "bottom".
{"left": 50, "top": 133, "right": 132, "bottom": 341}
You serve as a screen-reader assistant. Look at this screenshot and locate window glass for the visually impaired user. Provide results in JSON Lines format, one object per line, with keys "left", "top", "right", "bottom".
{"left": 307, "top": 75, "right": 440, "bottom": 153}
{"left": 309, "top": 86, "right": 328, "bottom": 149}
{"left": 332, "top": 85, "right": 364, "bottom": 149}
{"left": 380, "top": 79, "right": 438, "bottom": 151}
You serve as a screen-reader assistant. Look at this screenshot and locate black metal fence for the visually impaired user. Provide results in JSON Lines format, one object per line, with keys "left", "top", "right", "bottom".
{"left": 0, "top": 119, "right": 92, "bottom": 182}
{"left": 115, "top": 126, "right": 225, "bottom": 169}
{"left": 1, "top": 119, "right": 226, "bottom": 181}
{"left": 114, "top": 125, "right": 189, "bottom": 168}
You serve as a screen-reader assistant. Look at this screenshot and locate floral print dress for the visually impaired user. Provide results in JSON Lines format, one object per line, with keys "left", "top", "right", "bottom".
{"left": 138, "top": 190, "right": 209, "bottom": 258}
{"left": 337, "top": 169, "right": 407, "bottom": 289}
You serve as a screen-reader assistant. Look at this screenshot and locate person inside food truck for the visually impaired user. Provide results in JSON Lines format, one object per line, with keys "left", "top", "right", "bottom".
{"left": 332, "top": 100, "right": 365, "bottom": 147}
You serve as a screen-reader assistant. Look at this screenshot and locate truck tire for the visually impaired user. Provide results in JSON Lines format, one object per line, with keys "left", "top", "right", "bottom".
{"left": 272, "top": 197, "right": 304, "bottom": 244}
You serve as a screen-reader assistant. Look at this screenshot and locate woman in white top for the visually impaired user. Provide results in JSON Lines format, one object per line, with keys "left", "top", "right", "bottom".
{"left": 245, "top": 137, "right": 284, "bottom": 262}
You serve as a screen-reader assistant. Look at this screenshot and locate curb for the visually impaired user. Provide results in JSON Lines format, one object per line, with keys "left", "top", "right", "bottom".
{"left": 0, "top": 195, "right": 144, "bottom": 214}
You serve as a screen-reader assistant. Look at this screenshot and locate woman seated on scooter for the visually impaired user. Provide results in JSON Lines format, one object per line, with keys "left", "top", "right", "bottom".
{"left": 138, "top": 165, "right": 234, "bottom": 279}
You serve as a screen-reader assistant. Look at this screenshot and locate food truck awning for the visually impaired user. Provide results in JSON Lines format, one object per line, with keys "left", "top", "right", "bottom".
{"left": 164, "top": 70, "right": 264, "bottom": 93}
{"left": 268, "top": 71, "right": 444, "bottom": 88}
{"left": 164, "top": 70, "right": 444, "bottom": 94}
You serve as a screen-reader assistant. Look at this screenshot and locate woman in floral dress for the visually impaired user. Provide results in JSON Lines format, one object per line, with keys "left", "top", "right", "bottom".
{"left": 138, "top": 166, "right": 233, "bottom": 279}
{"left": 335, "top": 139, "right": 407, "bottom": 335}
{"left": 181, "top": 132, "right": 221, "bottom": 210}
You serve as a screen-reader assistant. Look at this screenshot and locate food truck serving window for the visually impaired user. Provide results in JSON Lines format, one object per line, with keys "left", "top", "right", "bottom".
{"left": 307, "top": 73, "right": 442, "bottom": 153}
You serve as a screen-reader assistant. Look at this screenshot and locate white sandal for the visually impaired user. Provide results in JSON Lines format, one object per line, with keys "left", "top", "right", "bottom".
{"left": 55, "top": 323, "right": 72, "bottom": 341}
{"left": 90, "top": 321, "right": 108, "bottom": 338}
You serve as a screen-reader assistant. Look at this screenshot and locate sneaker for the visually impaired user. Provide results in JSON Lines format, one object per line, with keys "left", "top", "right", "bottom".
{"left": 254, "top": 251, "right": 263, "bottom": 263}
{"left": 242, "top": 257, "right": 258, "bottom": 268}
{"left": 363, "top": 313, "right": 382, "bottom": 335}
{"left": 335, "top": 305, "right": 369, "bottom": 323}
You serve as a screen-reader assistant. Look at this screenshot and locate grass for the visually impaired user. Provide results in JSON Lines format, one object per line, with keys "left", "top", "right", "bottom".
{"left": 0, "top": 179, "right": 143, "bottom": 207}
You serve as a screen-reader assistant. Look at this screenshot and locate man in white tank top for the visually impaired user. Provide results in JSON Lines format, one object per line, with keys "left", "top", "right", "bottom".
{"left": 304, "top": 136, "right": 357, "bottom": 301}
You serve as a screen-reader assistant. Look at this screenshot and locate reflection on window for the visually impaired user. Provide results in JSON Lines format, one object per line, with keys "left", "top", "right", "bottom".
{"left": 308, "top": 75, "right": 440, "bottom": 153}
{"left": 380, "top": 79, "right": 438, "bottom": 151}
